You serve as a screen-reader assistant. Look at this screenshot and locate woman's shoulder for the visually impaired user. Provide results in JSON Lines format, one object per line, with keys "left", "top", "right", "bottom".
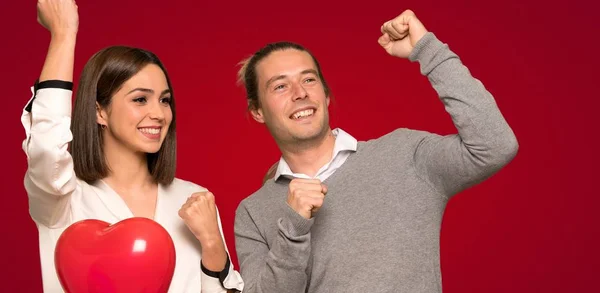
{"left": 162, "top": 177, "right": 209, "bottom": 195}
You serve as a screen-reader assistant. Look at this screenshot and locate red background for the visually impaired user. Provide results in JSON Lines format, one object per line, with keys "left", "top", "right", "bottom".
{"left": 1, "top": 0, "right": 598, "bottom": 292}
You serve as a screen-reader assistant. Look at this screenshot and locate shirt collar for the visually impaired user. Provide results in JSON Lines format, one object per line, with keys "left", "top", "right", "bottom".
{"left": 274, "top": 128, "right": 357, "bottom": 181}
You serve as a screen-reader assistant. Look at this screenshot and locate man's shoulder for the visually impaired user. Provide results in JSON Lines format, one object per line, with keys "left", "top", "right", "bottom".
{"left": 237, "top": 180, "right": 286, "bottom": 211}
{"left": 357, "top": 127, "right": 434, "bottom": 149}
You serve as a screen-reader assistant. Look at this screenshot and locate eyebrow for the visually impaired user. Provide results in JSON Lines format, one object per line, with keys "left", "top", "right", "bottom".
{"left": 265, "top": 69, "right": 319, "bottom": 89}
{"left": 126, "top": 88, "right": 172, "bottom": 96}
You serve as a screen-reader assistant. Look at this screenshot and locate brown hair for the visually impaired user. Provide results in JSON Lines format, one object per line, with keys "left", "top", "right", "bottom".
{"left": 71, "top": 46, "right": 177, "bottom": 185}
{"left": 262, "top": 161, "right": 279, "bottom": 185}
{"left": 237, "top": 41, "right": 331, "bottom": 111}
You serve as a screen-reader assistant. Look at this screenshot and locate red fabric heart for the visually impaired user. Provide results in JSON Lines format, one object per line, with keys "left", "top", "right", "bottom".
{"left": 55, "top": 217, "right": 176, "bottom": 293}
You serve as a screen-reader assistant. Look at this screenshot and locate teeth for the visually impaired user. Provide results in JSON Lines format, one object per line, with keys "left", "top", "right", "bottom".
{"left": 293, "top": 109, "right": 314, "bottom": 119}
{"left": 139, "top": 128, "right": 160, "bottom": 135}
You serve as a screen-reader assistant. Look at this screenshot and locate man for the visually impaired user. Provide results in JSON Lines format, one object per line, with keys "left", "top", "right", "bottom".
{"left": 234, "top": 9, "right": 518, "bottom": 293}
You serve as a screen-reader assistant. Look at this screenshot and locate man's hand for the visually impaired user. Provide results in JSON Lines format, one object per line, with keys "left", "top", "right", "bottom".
{"left": 378, "top": 10, "right": 428, "bottom": 58}
{"left": 287, "top": 179, "right": 327, "bottom": 219}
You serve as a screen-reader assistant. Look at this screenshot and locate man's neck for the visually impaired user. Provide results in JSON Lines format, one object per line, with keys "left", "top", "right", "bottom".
{"left": 279, "top": 129, "right": 336, "bottom": 178}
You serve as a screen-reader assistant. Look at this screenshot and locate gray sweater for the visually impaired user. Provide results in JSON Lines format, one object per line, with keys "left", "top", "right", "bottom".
{"left": 234, "top": 32, "right": 519, "bottom": 293}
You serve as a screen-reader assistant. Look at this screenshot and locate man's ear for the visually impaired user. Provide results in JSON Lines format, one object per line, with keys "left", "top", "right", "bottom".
{"left": 250, "top": 104, "right": 265, "bottom": 124}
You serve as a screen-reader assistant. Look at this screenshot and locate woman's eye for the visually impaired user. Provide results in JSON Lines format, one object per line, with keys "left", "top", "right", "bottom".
{"left": 133, "top": 97, "right": 147, "bottom": 103}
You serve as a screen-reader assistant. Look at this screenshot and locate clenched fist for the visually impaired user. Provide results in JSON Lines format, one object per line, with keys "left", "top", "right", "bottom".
{"left": 37, "top": 0, "right": 79, "bottom": 37}
{"left": 378, "top": 10, "right": 428, "bottom": 58}
{"left": 287, "top": 179, "right": 328, "bottom": 219}
{"left": 178, "top": 191, "right": 223, "bottom": 246}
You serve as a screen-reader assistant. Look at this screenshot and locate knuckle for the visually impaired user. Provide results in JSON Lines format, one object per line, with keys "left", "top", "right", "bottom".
{"left": 205, "top": 191, "right": 215, "bottom": 200}
{"left": 291, "top": 187, "right": 300, "bottom": 196}
{"left": 179, "top": 209, "right": 190, "bottom": 218}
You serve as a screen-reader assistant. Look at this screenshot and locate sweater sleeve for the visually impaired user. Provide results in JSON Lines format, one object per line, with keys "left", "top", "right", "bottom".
{"left": 408, "top": 32, "right": 519, "bottom": 197}
{"left": 234, "top": 198, "right": 314, "bottom": 293}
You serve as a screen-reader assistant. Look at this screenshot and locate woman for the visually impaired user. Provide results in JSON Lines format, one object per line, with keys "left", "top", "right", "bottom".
{"left": 22, "top": 0, "right": 244, "bottom": 292}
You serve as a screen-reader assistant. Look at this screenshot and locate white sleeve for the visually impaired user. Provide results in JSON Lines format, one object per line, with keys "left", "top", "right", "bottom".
{"left": 21, "top": 83, "right": 77, "bottom": 228}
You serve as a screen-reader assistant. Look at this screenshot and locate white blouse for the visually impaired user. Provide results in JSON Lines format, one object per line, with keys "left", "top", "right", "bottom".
{"left": 20, "top": 83, "right": 244, "bottom": 292}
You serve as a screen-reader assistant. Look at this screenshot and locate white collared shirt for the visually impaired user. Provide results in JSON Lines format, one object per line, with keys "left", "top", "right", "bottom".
{"left": 274, "top": 128, "right": 358, "bottom": 182}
